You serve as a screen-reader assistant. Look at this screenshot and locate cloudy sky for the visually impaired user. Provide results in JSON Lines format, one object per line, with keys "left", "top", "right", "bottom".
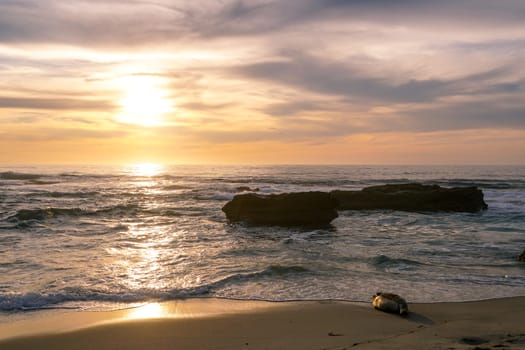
{"left": 1, "top": 0, "right": 524, "bottom": 164}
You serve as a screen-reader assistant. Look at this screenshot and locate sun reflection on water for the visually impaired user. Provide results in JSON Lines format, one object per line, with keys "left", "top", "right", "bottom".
{"left": 109, "top": 162, "right": 186, "bottom": 311}
{"left": 131, "top": 163, "right": 164, "bottom": 177}
{"left": 114, "top": 225, "right": 173, "bottom": 291}
{"left": 127, "top": 302, "right": 167, "bottom": 319}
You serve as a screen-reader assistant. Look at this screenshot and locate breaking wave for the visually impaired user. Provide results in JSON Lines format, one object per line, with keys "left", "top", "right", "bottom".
{"left": 6, "top": 204, "right": 141, "bottom": 222}
{"left": 0, "top": 264, "right": 310, "bottom": 311}
{"left": 0, "top": 171, "right": 42, "bottom": 180}
{"left": 369, "top": 255, "right": 425, "bottom": 269}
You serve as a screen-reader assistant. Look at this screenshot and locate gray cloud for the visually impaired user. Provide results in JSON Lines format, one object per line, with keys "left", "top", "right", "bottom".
{"left": 188, "top": 0, "right": 525, "bottom": 39}
{"left": 177, "top": 101, "right": 233, "bottom": 112}
{"left": 236, "top": 53, "right": 524, "bottom": 104}
{"left": 0, "top": 54, "right": 112, "bottom": 75}
{"left": 0, "top": 112, "right": 46, "bottom": 124}
{"left": 237, "top": 59, "right": 437, "bottom": 103}
{"left": 182, "top": 100, "right": 525, "bottom": 144}
{"left": 0, "top": 127, "right": 128, "bottom": 142}
{"left": 257, "top": 100, "right": 525, "bottom": 142}
{"left": 159, "top": 120, "right": 357, "bottom": 144}
{"left": 0, "top": 0, "right": 190, "bottom": 46}
{"left": 262, "top": 101, "right": 327, "bottom": 116}
{"left": 399, "top": 102, "right": 525, "bottom": 132}
{"left": 0, "top": 97, "right": 116, "bottom": 111}
{"left": 1, "top": 0, "right": 525, "bottom": 45}
{"left": 230, "top": 48, "right": 525, "bottom": 139}
{"left": 1, "top": 112, "right": 106, "bottom": 126}
{"left": 450, "top": 38, "right": 525, "bottom": 52}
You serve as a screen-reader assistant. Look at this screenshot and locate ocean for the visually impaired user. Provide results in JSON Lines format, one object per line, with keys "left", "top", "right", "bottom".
{"left": 1, "top": 165, "right": 524, "bottom": 313}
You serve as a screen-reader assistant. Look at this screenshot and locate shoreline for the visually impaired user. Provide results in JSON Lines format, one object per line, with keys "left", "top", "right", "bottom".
{"left": 1, "top": 296, "right": 525, "bottom": 349}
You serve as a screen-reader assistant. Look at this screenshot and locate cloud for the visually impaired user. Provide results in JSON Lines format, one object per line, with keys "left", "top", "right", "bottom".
{"left": 2, "top": 1, "right": 524, "bottom": 46}
{"left": 177, "top": 101, "right": 233, "bottom": 112}
{"left": 187, "top": 0, "right": 525, "bottom": 43}
{"left": 1, "top": 0, "right": 524, "bottom": 153}
{"left": 0, "top": 127, "right": 128, "bottom": 142}
{"left": 0, "top": 112, "right": 45, "bottom": 124}
{"left": 399, "top": 101, "right": 525, "bottom": 132}
{"left": 227, "top": 45, "right": 525, "bottom": 140}
{"left": 186, "top": 0, "right": 525, "bottom": 39}
{"left": 262, "top": 100, "right": 327, "bottom": 116}
{"left": 158, "top": 121, "right": 356, "bottom": 144}
{"left": 235, "top": 52, "right": 524, "bottom": 104}
{"left": 190, "top": 100, "right": 525, "bottom": 144}
{"left": 0, "top": 96, "right": 115, "bottom": 111}
{"left": 0, "top": 0, "right": 190, "bottom": 46}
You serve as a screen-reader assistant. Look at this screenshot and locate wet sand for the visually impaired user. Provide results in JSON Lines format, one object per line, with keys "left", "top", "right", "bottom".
{"left": 1, "top": 297, "right": 524, "bottom": 349}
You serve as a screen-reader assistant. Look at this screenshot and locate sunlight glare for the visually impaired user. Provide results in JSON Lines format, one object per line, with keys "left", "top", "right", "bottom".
{"left": 127, "top": 302, "right": 167, "bottom": 319}
{"left": 117, "top": 76, "right": 172, "bottom": 127}
{"left": 131, "top": 163, "right": 164, "bottom": 177}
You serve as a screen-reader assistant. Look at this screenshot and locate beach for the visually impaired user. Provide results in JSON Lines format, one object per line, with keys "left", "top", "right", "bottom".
{"left": 1, "top": 297, "right": 524, "bottom": 350}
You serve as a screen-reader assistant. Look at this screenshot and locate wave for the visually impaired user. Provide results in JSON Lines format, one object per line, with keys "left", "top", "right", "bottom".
{"left": 87, "top": 204, "right": 140, "bottom": 217}
{"left": 0, "top": 171, "right": 42, "bottom": 180}
{"left": 0, "top": 291, "right": 147, "bottom": 312}
{"left": 162, "top": 184, "right": 190, "bottom": 191}
{"left": 26, "top": 191, "right": 100, "bottom": 198}
{"left": 0, "top": 264, "right": 311, "bottom": 311}
{"left": 4, "top": 203, "right": 207, "bottom": 224}
{"left": 192, "top": 191, "right": 235, "bottom": 201}
{"left": 6, "top": 204, "right": 140, "bottom": 222}
{"left": 209, "top": 176, "right": 361, "bottom": 187}
{"left": 205, "top": 265, "right": 311, "bottom": 290}
{"left": 28, "top": 180, "right": 61, "bottom": 185}
{"left": 7, "top": 208, "right": 85, "bottom": 221}
{"left": 369, "top": 255, "right": 424, "bottom": 269}
{"left": 58, "top": 172, "right": 120, "bottom": 179}
{"left": 0, "top": 286, "right": 213, "bottom": 312}
{"left": 269, "top": 264, "right": 309, "bottom": 273}
{"left": 429, "top": 178, "right": 525, "bottom": 190}
{"left": 358, "top": 178, "right": 525, "bottom": 190}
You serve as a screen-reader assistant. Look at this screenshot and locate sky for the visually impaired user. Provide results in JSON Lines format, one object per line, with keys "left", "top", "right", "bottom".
{"left": 1, "top": 0, "right": 524, "bottom": 165}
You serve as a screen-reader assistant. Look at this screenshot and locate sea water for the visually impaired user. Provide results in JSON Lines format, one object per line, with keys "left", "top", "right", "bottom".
{"left": 0, "top": 165, "right": 524, "bottom": 312}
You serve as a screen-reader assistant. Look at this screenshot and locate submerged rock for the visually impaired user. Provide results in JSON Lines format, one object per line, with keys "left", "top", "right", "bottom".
{"left": 222, "top": 191, "right": 338, "bottom": 227}
{"left": 331, "top": 183, "right": 488, "bottom": 213}
{"left": 519, "top": 249, "right": 525, "bottom": 262}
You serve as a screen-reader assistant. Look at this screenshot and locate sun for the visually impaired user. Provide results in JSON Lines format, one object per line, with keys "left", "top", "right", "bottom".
{"left": 116, "top": 76, "right": 172, "bottom": 127}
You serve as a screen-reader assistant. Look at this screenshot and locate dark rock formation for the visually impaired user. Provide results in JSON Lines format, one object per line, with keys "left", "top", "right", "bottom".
{"left": 222, "top": 191, "right": 338, "bottom": 226}
{"left": 222, "top": 183, "right": 488, "bottom": 226}
{"left": 519, "top": 249, "right": 525, "bottom": 262}
{"left": 331, "top": 183, "right": 488, "bottom": 213}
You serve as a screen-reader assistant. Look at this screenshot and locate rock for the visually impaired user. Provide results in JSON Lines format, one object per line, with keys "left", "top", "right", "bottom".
{"left": 222, "top": 191, "right": 338, "bottom": 227}
{"left": 519, "top": 249, "right": 525, "bottom": 262}
{"left": 331, "top": 183, "right": 488, "bottom": 213}
{"left": 235, "top": 186, "right": 259, "bottom": 192}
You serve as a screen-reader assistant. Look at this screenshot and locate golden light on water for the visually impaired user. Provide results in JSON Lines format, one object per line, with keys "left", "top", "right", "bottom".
{"left": 114, "top": 224, "right": 173, "bottom": 290}
{"left": 131, "top": 163, "right": 164, "bottom": 177}
{"left": 127, "top": 302, "right": 167, "bottom": 319}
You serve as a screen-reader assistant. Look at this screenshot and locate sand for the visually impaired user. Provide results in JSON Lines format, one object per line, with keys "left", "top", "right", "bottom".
{"left": 1, "top": 297, "right": 524, "bottom": 350}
